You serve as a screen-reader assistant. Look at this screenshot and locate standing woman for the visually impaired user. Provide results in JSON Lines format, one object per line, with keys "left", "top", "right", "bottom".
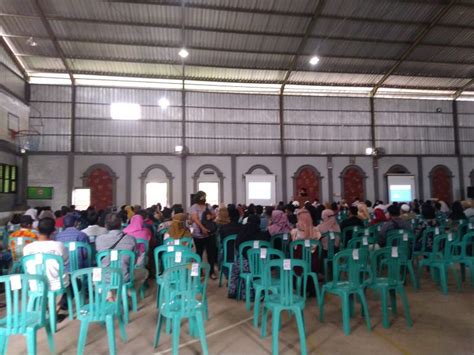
{"left": 190, "top": 191, "right": 218, "bottom": 279}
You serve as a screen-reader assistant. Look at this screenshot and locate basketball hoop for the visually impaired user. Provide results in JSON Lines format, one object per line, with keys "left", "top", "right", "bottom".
{"left": 11, "top": 129, "right": 41, "bottom": 152}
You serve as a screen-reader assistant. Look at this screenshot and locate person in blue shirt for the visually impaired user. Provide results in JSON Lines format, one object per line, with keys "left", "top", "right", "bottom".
{"left": 55, "top": 213, "right": 90, "bottom": 271}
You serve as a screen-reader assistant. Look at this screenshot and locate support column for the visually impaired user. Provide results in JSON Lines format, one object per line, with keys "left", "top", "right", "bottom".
{"left": 417, "top": 156, "right": 424, "bottom": 200}
{"left": 373, "top": 157, "right": 379, "bottom": 201}
{"left": 67, "top": 153, "right": 74, "bottom": 205}
{"left": 231, "top": 155, "right": 237, "bottom": 204}
{"left": 71, "top": 85, "right": 76, "bottom": 153}
{"left": 327, "top": 156, "right": 333, "bottom": 202}
{"left": 125, "top": 154, "right": 131, "bottom": 203}
{"left": 453, "top": 100, "right": 465, "bottom": 199}
{"left": 279, "top": 94, "right": 287, "bottom": 202}
{"left": 181, "top": 155, "right": 187, "bottom": 208}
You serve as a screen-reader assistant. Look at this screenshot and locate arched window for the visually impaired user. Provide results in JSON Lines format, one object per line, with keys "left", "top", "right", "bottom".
{"left": 244, "top": 164, "right": 276, "bottom": 205}
{"left": 339, "top": 165, "right": 367, "bottom": 204}
{"left": 429, "top": 165, "right": 453, "bottom": 204}
{"left": 386, "top": 164, "right": 410, "bottom": 175}
{"left": 140, "top": 164, "right": 174, "bottom": 208}
{"left": 192, "top": 164, "right": 225, "bottom": 206}
{"left": 81, "top": 164, "right": 118, "bottom": 210}
{"left": 292, "top": 165, "right": 323, "bottom": 204}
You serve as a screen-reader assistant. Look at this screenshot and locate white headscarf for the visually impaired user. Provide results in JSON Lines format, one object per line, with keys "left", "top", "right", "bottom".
{"left": 24, "top": 208, "right": 38, "bottom": 221}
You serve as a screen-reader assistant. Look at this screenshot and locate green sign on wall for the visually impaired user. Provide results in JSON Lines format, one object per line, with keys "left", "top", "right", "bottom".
{"left": 27, "top": 186, "right": 54, "bottom": 200}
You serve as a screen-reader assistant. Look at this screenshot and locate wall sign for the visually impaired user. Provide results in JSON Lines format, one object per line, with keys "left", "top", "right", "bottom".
{"left": 27, "top": 186, "right": 54, "bottom": 200}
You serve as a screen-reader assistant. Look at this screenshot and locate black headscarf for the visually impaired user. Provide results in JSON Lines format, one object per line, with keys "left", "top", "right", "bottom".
{"left": 236, "top": 215, "right": 269, "bottom": 252}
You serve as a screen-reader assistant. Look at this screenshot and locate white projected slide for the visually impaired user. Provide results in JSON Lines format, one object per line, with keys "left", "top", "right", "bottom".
{"left": 245, "top": 174, "right": 276, "bottom": 205}
{"left": 387, "top": 175, "right": 416, "bottom": 203}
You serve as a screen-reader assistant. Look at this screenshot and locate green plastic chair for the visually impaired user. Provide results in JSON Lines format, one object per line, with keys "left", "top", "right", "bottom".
{"left": 270, "top": 233, "right": 290, "bottom": 256}
{"left": 96, "top": 249, "right": 137, "bottom": 324}
{"left": 71, "top": 267, "right": 127, "bottom": 355}
{"left": 21, "top": 253, "right": 74, "bottom": 333}
{"left": 289, "top": 239, "right": 322, "bottom": 304}
{"left": 153, "top": 263, "right": 210, "bottom": 355}
{"left": 319, "top": 248, "right": 372, "bottom": 336}
{"left": 457, "top": 231, "right": 474, "bottom": 286}
{"left": 247, "top": 247, "right": 285, "bottom": 328}
{"left": 386, "top": 230, "right": 419, "bottom": 290}
{"left": 347, "top": 236, "right": 376, "bottom": 250}
{"left": 64, "top": 241, "right": 92, "bottom": 272}
{"left": 219, "top": 234, "right": 237, "bottom": 287}
{"left": 322, "top": 231, "right": 340, "bottom": 282}
{"left": 135, "top": 239, "right": 149, "bottom": 300}
{"left": 0, "top": 273, "right": 55, "bottom": 355}
{"left": 414, "top": 226, "right": 441, "bottom": 261}
{"left": 10, "top": 236, "right": 36, "bottom": 273}
{"left": 237, "top": 240, "right": 272, "bottom": 311}
{"left": 164, "top": 237, "right": 193, "bottom": 248}
{"left": 157, "top": 228, "right": 169, "bottom": 245}
{"left": 418, "top": 233, "right": 461, "bottom": 294}
{"left": 368, "top": 247, "right": 413, "bottom": 329}
{"left": 260, "top": 259, "right": 308, "bottom": 355}
{"left": 342, "top": 226, "right": 362, "bottom": 248}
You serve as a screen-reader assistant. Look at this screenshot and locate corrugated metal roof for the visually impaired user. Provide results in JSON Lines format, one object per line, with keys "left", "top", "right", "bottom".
{"left": 186, "top": 0, "right": 317, "bottom": 14}
{"left": 395, "top": 61, "right": 473, "bottom": 80}
{"left": 296, "top": 56, "right": 394, "bottom": 74}
{"left": 21, "top": 56, "right": 66, "bottom": 71}
{"left": 0, "top": 45, "right": 23, "bottom": 76}
{"left": 67, "top": 59, "right": 182, "bottom": 77}
{"left": 288, "top": 72, "right": 383, "bottom": 85}
{"left": 0, "top": 0, "right": 37, "bottom": 16}
{"left": 185, "top": 66, "right": 286, "bottom": 82}
{"left": 384, "top": 75, "right": 470, "bottom": 89}
{"left": 439, "top": 5, "right": 474, "bottom": 26}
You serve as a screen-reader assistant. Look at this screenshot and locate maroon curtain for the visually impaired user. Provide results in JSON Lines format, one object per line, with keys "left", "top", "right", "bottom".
{"left": 431, "top": 166, "right": 452, "bottom": 204}
{"left": 295, "top": 167, "right": 320, "bottom": 204}
{"left": 85, "top": 168, "right": 114, "bottom": 210}
{"left": 343, "top": 167, "right": 364, "bottom": 203}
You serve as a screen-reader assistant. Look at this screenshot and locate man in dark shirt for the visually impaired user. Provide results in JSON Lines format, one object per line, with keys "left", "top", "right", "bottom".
{"left": 219, "top": 206, "right": 243, "bottom": 261}
{"left": 340, "top": 206, "right": 364, "bottom": 244}
{"left": 379, "top": 204, "right": 412, "bottom": 247}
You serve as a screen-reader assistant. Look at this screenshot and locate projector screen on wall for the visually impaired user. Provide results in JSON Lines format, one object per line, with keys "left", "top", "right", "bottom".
{"left": 387, "top": 175, "right": 416, "bottom": 203}
{"left": 245, "top": 174, "right": 276, "bottom": 205}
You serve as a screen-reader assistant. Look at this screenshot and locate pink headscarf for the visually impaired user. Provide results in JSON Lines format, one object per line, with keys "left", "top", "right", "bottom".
{"left": 123, "top": 215, "right": 151, "bottom": 241}
{"left": 268, "top": 210, "right": 292, "bottom": 236}
{"left": 317, "top": 209, "right": 340, "bottom": 234}
{"left": 296, "top": 208, "right": 318, "bottom": 239}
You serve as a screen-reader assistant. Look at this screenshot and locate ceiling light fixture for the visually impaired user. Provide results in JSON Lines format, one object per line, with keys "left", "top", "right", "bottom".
{"left": 178, "top": 48, "right": 189, "bottom": 58}
{"left": 110, "top": 103, "right": 141, "bottom": 120}
{"left": 26, "top": 37, "right": 37, "bottom": 47}
{"left": 158, "top": 97, "right": 170, "bottom": 109}
{"left": 309, "top": 56, "right": 320, "bottom": 65}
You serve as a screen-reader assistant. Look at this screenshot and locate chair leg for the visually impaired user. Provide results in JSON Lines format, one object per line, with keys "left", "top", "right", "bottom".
{"left": 0, "top": 331, "right": 9, "bottom": 355}
{"left": 245, "top": 279, "right": 251, "bottom": 311}
{"left": 295, "top": 310, "right": 307, "bottom": 355}
{"left": 26, "top": 328, "right": 37, "bottom": 355}
{"left": 153, "top": 314, "right": 164, "bottom": 348}
{"left": 195, "top": 311, "right": 209, "bottom": 355}
{"left": 218, "top": 266, "right": 224, "bottom": 287}
{"left": 450, "top": 265, "right": 461, "bottom": 290}
{"left": 261, "top": 307, "right": 269, "bottom": 338}
{"left": 407, "top": 262, "right": 419, "bottom": 291}
{"left": 253, "top": 287, "right": 263, "bottom": 328}
{"left": 130, "top": 288, "right": 138, "bottom": 313}
{"left": 48, "top": 294, "right": 57, "bottom": 333}
{"left": 67, "top": 288, "right": 74, "bottom": 320}
{"left": 319, "top": 290, "right": 326, "bottom": 322}
{"left": 349, "top": 294, "right": 355, "bottom": 318}
{"left": 118, "top": 313, "right": 128, "bottom": 342}
{"left": 45, "top": 319, "right": 56, "bottom": 354}
{"left": 105, "top": 315, "right": 117, "bottom": 355}
{"left": 271, "top": 309, "right": 281, "bottom": 355}
{"left": 77, "top": 320, "right": 89, "bottom": 355}
{"left": 389, "top": 289, "right": 398, "bottom": 316}
{"left": 358, "top": 290, "right": 371, "bottom": 332}
{"left": 172, "top": 317, "right": 181, "bottom": 355}
{"left": 380, "top": 288, "right": 390, "bottom": 329}
{"left": 439, "top": 266, "right": 449, "bottom": 295}
{"left": 122, "top": 287, "right": 130, "bottom": 324}
{"left": 398, "top": 286, "right": 413, "bottom": 327}
{"left": 341, "top": 293, "right": 351, "bottom": 335}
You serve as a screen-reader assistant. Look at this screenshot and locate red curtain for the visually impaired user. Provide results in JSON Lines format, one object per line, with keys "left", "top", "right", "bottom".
{"left": 343, "top": 167, "right": 364, "bottom": 203}
{"left": 295, "top": 167, "right": 320, "bottom": 204}
{"left": 431, "top": 166, "right": 452, "bottom": 204}
{"left": 85, "top": 168, "right": 114, "bottom": 210}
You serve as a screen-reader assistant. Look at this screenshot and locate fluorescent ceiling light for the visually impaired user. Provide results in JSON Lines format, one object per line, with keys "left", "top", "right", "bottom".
{"left": 179, "top": 48, "right": 189, "bottom": 58}
{"left": 309, "top": 56, "right": 320, "bottom": 65}
{"left": 110, "top": 103, "right": 141, "bottom": 120}
{"left": 175, "top": 145, "right": 183, "bottom": 153}
{"left": 365, "top": 147, "right": 374, "bottom": 155}
{"left": 158, "top": 97, "right": 170, "bottom": 109}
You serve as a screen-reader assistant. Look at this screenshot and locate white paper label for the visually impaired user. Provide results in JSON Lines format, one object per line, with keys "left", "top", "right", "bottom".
{"left": 435, "top": 227, "right": 440, "bottom": 235}
{"left": 283, "top": 233, "right": 289, "bottom": 241}
{"left": 175, "top": 251, "right": 182, "bottom": 263}
{"left": 448, "top": 233, "right": 453, "bottom": 242}
{"left": 92, "top": 268, "right": 102, "bottom": 282}
{"left": 283, "top": 259, "right": 291, "bottom": 270}
{"left": 110, "top": 250, "right": 118, "bottom": 261}
{"left": 469, "top": 223, "right": 473, "bottom": 229}
{"left": 167, "top": 246, "right": 174, "bottom": 252}
{"left": 29, "top": 280, "right": 38, "bottom": 292}
{"left": 330, "top": 232, "right": 335, "bottom": 240}
{"left": 403, "top": 233, "right": 408, "bottom": 241}
{"left": 17, "top": 238, "right": 24, "bottom": 246}
{"left": 10, "top": 275, "right": 22, "bottom": 290}
{"left": 354, "top": 227, "right": 358, "bottom": 232}
{"left": 304, "top": 240, "right": 310, "bottom": 247}
{"left": 364, "top": 230, "right": 369, "bottom": 236}
{"left": 352, "top": 249, "right": 359, "bottom": 260}
{"left": 377, "top": 226, "right": 381, "bottom": 231}
{"left": 191, "top": 263, "right": 199, "bottom": 277}
{"left": 69, "top": 242, "right": 76, "bottom": 251}
{"left": 174, "top": 239, "right": 180, "bottom": 245}
{"left": 253, "top": 241, "right": 259, "bottom": 248}
{"left": 260, "top": 248, "right": 267, "bottom": 259}
{"left": 391, "top": 247, "right": 399, "bottom": 258}
{"left": 362, "top": 237, "right": 368, "bottom": 246}
{"left": 35, "top": 253, "right": 43, "bottom": 264}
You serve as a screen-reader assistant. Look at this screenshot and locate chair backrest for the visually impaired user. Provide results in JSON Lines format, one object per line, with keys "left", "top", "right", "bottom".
{"left": 270, "top": 233, "right": 290, "bottom": 253}
{"left": 238, "top": 240, "right": 272, "bottom": 273}
{"left": 10, "top": 237, "right": 36, "bottom": 261}
{"left": 354, "top": 227, "right": 374, "bottom": 239}
{"left": 370, "top": 247, "right": 404, "bottom": 285}
{"left": 247, "top": 247, "right": 284, "bottom": 280}
{"left": 289, "top": 239, "right": 322, "bottom": 267}
{"left": 159, "top": 262, "right": 210, "bottom": 318}
{"left": 135, "top": 239, "right": 149, "bottom": 267}
{"left": 0, "top": 274, "right": 47, "bottom": 334}
{"left": 342, "top": 226, "right": 361, "bottom": 248}
{"left": 387, "top": 229, "right": 415, "bottom": 258}
{"left": 96, "top": 249, "right": 136, "bottom": 284}
{"left": 71, "top": 267, "right": 122, "bottom": 321}
{"left": 222, "top": 234, "right": 237, "bottom": 264}
{"left": 430, "top": 233, "right": 458, "bottom": 260}
{"left": 64, "top": 241, "right": 92, "bottom": 272}
{"left": 21, "top": 253, "right": 67, "bottom": 291}
{"left": 332, "top": 248, "right": 370, "bottom": 287}
{"left": 347, "top": 235, "right": 375, "bottom": 250}
{"left": 164, "top": 237, "right": 193, "bottom": 248}
{"left": 322, "top": 231, "right": 339, "bottom": 258}
{"left": 458, "top": 222, "right": 474, "bottom": 240}
{"left": 461, "top": 231, "right": 474, "bottom": 258}
{"left": 162, "top": 249, "right": 201, "bottom": 271}
{"left": 154, "top": 244, "right": 190, "bottom": 275}
{"left": 264, "top": 258, "right": 307, "bottom": 306}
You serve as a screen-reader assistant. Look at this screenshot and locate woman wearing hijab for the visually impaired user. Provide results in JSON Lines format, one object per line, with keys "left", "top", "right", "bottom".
{"left": 268, "top": 210, "right": 292, "bottom": 236}
{"left": 371, "top": 207, "right": 387, "bottom": 225}
{"left": 449, "top": 201, "right": 467, "bottom": 221}
{"left": 168, "top": 213, "right": 192, "bottom": 240}
{"left": 317, "top": 209, "right": 341, "bottom": 250}
{"left": 216, "top": 206, "right": 231, "bottom": 226}
{"left": 124, "top": 206, "right": 135, "bottom": 223}
{"left": 24, "top": 208, "right": 39, "bottom": 229}
{"left": 123, "top": 214, "right": 151, "bottom": 264}
{"left": 357, "top": 203, "right": 370, "bottom": 222}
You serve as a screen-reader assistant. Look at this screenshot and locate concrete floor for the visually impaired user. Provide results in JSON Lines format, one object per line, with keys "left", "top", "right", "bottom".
{"left": 3, "top": 272, "right": 474, "bottom": 355}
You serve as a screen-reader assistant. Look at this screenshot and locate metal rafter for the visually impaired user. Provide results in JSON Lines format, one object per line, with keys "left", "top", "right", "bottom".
{"left": 280, "top": 0, "right": 326, "bottom": 94}
{"left": 0, "top": 36, "right": 28, "bottom": 80}
{"left": 370, "top": 0, "right": 460, "bottom": 96}
{"left": 453, "top": 78, "right": 474, "bottom": 99}
{"left": 32, "top": 0, "right": 74, "bottom": 83}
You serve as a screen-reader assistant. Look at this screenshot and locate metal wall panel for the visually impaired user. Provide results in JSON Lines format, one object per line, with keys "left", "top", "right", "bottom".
{"left": 284, "top": 140, "right": 370, "bottom": 155}
{"left": 75, "top": 136, "right": 179, "bottom": 153}
{"left": 30, "top": 102, "right": 72, "bottom": 118}
{"left": 75, "top": 120, "right": 181, "bottom": 137}
{"left": 76, "top": 87, "right": 182, "bottom": 106}
{"left": 187, "top": 138, "right": 280, "bottom": 155}
{"left": 186, "top": 92, "right": 278, "bottom": 109}
{"left": 76, "top": 103, "right": 182, "bottom": 121}
{"left": 0, "top": 46, "right": 23, "bottom": 77}
{"left": 30, "top": 118, "right": 71, "bottom": 135}
{"left": 30, "top": 85, "right": 72, "bottom": 102}
{"left": 0, "top": 65, "right": 25, "bottom": 100}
